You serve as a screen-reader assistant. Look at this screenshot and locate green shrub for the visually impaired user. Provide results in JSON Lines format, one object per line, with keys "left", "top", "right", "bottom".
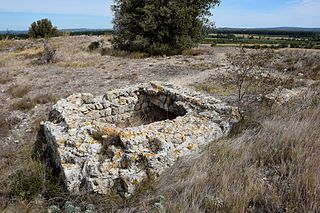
{"left": 28, "top": 19, "right": 59, "bottom": 38}
{"left": 88, "top": 40, "right": 104, "bottom": 51}
{"left": 112, "top": 0, "right": 220, "bottom": 55}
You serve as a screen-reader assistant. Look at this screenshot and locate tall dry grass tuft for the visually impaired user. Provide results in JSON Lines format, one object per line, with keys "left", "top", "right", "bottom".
{"left": 6, "top": 84, "right": 32, "bottom": 98}
{"left": 0, "top": 142, "right": 65, "bottom": 212}
{"left": 271, "top": 49, "right": 320, "bottom": 80}
{"left": 128, "top": 89, "right": 320, "bottom": 212}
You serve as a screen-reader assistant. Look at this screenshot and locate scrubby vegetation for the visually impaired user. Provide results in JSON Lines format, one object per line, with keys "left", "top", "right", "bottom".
{"left": 28, "top": 19, "right": 59, "bottom": 39}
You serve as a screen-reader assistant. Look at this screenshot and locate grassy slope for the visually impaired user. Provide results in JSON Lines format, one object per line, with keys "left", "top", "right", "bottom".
{"left": 127, "top": 85, "right": 320, "bottom": 212}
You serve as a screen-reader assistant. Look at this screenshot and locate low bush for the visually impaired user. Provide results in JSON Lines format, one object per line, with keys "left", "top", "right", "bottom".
{"left": 10, "top": 94, "right": 58, "bottom": 111}
{"left": 38, "top": 43, "right": 56, "bottom": 64}
{"left": 6, "top": 84, "right": 32, "bottom": 98}
{"left": 32, "top": 94, "right": 59, "bottom": 105}
{"left": 28, "top": 19, "right": 59, "bottom": 39}
{"left": 0, "top": 114, "right": 20, "bottom": 138}
{"left": 88, "top": 40, "right": 104, "bottom": 52}
{"left": 101, "top": 47, "right": 149, "bottom": 59}
{"left": 10, "top": 98, "right": 35, "bottom": 111}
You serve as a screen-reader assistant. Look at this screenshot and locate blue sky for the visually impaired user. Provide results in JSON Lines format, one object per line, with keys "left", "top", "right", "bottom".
{"left": 0, "top": 0, "right": 319, "bottom": 30}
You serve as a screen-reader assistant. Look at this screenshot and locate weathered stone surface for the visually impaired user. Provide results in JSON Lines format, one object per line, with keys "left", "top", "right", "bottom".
{"left": 44, "top": 81, "right": 238, "bottom": 197}
{"left": 264, "top": 86, "right": 308, "bottom": 105}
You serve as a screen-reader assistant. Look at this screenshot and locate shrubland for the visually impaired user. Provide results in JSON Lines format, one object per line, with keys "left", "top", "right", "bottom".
{"left": 0, "top": 36, "right": 319, "bottom": 212}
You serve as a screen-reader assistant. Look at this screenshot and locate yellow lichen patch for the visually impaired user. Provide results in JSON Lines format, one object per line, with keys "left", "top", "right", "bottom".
{"left": 174, "top": 150, "right": 182, "bottom": 155}
{"left": 101, "top": 126, "right": 121, "bottom": 137}
{"left": 187, "top": 143, "right": 194, "bottom": 150}
{"left": 114, "top": 150, "right": 124, "bottom": 160}
{"left": 119, "top": 97, "right": 127, "bottom": 105}
{"left": 120, "top": 131, "right": 136, "bottom": 138}
{"left": 110, "top": 162, "right": 118, "bottom": 169}
{"left": 57, "top": 138, "right": 66, "bottom": 145}
{"left": 88, "top": 140, "right": 100, "bottom": 145}
{"left": 143, "top": 153, "right": 157, "bottom": 158}
{"left": 150, "top": 81, "right": 165, "bottom": 92}
{"left": 78, "top": 144, "right": 88, "bottom": 153}
{"left": 180, "top": 133, "right": 186, "bottom": 142}
{"left": 133, "top": 179, "right": 140, "bottom": 186}
{"left": 190, "top": 126, "right": 206, "bottom": 135}
{"left": 100, "top": 162, "right": 116, "bottom": 171}
{"left": 84, "top": 121, "right": 92, "bottom": 126}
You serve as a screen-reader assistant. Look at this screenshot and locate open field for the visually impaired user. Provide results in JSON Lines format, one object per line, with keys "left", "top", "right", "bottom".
{"left": 0, "top": 35, "right": 320, "bottom": 212}
{"left": 205, "top": 29, "right": 320, "bottom": 49}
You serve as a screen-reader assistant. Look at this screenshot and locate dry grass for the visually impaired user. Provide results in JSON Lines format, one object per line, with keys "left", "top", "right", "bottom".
{"left": 0, "top": 114, "right": 20, "bottom": 138}
{"left": 0, "top": 143, "right": 65, "bottom": 212}
{"left": 14, "top": 47, "right": 44, "bottom": 59}
{"left": 182, "top": 48, "right": 207, "bottom": 56}
{"left": 0, "top": 53, "right": 16, "bottom": 67}
{"left": 10, "top": 94, "right": 59, "bottom": 111}
{"left": 195, "top": 80, "right": 237, "bottom": 96}
{"left": 0, "top": 75, "right": 13, "bottom": 84}
{"left": 57, "top": 60, "right": 96, "bottom": 68}
{"left": 126, "top": 89, "right": 320, "bottom": 212}
{"left": 6, "top": 84, "right": 32, "bottom": 98}
{"left": 101, "top": 47, "right": 149, "bottom": 59}
{"left": 32, "top": 94, "right": 59, "bottom": 105}
{"left": 10, "top": 98, "right": 36, "bottom": 111}
{"left": 271, "top": 49, "right": 320, "bottom": 80}
{"left": 0, "top": 40, "right": 14, "bottom": 51}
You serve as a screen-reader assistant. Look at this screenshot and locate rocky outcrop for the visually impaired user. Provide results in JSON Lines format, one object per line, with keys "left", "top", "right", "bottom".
{"left": 44, "top": 81, "right": 238, "bottom": 197}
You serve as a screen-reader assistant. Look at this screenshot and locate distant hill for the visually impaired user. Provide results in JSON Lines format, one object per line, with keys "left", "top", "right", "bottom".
{"left": 216, "top": 27, "right": 320, "bottom": 33}
{"left": 0, "top": 28, "right": 113, "bottom": 35}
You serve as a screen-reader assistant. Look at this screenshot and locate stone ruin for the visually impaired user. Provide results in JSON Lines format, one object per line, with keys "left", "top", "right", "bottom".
{"left": 44, "top": 81, "right": 238, "bottom": 197}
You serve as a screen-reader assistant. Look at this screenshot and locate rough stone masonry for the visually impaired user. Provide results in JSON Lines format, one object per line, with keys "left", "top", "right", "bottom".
{"left": 44, "top": 81, "right": 238, "bottom": 197}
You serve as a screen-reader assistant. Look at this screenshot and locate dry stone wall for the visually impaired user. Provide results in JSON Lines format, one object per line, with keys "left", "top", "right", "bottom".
{"left": 44, "top": 81, "right": 238, "bottom": 197}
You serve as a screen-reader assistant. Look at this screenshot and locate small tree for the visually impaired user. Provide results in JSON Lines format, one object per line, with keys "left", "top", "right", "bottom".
{"left": 112, "top": 0, "right": 220, "bottom": 55}
{"left": 28, "top": 19, "right": 59, "bottom": 39}
{"left": 225, "top": 48, "right": 275, "bottom": 119}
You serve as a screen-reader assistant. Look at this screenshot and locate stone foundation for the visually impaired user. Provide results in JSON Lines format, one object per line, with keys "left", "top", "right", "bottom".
{"left": 44, "top": 81, "right": 238, "bottom": 197}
